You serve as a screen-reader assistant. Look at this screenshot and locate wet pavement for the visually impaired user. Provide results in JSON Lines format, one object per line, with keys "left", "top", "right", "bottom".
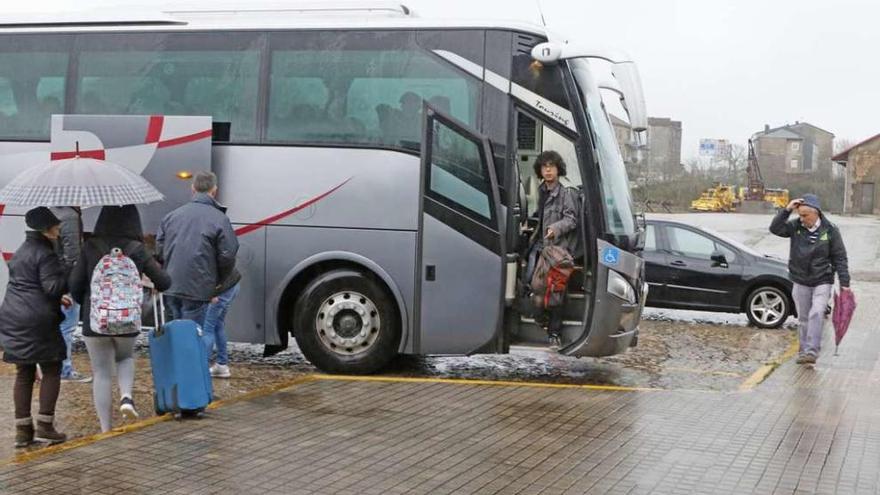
{"left": 1, "top": 278, "right": 878, "bottom": 494}
{"left": 0, "top": 356, "right": 305, "bottom": 461}
{"left": 1, "top": 213, "right": 878, "bottom": 493}
{"left": 0, "top": 313, "right": 792, "bottom": 462}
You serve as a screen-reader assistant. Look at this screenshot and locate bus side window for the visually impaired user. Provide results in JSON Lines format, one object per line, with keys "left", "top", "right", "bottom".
{"left": 74, "top": 33, "right": 261, "bottom": 142}
{"left": 266, "top": 32, "right": 480, "bottom": 151}
{"left": 0, "top": 47, "right": 68, "bottom": 140}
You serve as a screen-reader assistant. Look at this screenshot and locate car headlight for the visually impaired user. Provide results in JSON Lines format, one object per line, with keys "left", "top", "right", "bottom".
{"left": 607, "top": 270, "right": 637, "bottom": 304}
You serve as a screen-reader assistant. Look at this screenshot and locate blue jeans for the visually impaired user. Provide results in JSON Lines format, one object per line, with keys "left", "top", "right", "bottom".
{"left": 165, "top": 296, "right": 209, "bottom": 328}
{"left": 59, "top": 302, "right": 80, "bottom": 378}
{"left": 203, "top": 283, "right": 240, "bottom": 366}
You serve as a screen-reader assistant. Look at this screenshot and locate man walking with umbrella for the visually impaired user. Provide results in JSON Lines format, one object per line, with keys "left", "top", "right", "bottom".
{"left": 770, "top": 194, "right": 851, "bottom": 365}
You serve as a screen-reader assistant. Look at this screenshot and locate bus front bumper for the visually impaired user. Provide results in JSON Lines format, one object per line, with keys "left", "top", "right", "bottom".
{"left": 565, "top": 280, "right": 647, "bottom": 358}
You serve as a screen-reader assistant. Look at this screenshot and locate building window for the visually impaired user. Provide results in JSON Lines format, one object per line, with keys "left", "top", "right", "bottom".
{"left": 791, "top": 141, "right": 800, "bottom": 151}
{"left": 790, "top": 159, "right": 799, "bottom": 169}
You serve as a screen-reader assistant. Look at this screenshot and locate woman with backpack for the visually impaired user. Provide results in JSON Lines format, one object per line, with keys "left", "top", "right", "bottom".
{"left": 69, "top": 205, "right": 171, "bottom": 432}
{"left": 0, "top": 207, "right": 70, "bottom": 447}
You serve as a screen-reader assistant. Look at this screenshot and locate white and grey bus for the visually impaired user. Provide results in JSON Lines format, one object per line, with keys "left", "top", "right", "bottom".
{"left": 0, "top": 3, "right": 648, "bottom": 373}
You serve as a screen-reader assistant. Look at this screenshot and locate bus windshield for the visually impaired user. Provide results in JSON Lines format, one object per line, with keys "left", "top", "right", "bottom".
{"left": 570, "top": 60, "right": 636, "bottom": 240}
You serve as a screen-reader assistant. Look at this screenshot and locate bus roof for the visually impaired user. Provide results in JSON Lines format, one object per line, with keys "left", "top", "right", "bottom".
{"left": 0, "top": 2, "right": 551, "bottom": 38}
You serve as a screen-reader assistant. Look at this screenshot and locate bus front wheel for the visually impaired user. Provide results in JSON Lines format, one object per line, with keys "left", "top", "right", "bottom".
{"left": 293, "top": 269, "right": 399, "bottom": 374}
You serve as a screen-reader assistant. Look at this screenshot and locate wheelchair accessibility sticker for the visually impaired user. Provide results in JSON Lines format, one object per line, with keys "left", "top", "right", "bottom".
{"left": 601, "top": 246, "right": 620, "bottom": 266}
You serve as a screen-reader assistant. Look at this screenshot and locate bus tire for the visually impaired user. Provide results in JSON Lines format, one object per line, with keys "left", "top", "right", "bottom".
{"left": 293, "top": 269, "right": 399, "bottom": 374}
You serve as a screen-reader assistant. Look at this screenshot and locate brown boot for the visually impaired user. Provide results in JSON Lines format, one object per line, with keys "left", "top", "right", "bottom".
{"left": 34, "top": 414, "right": 66, "bottom": 445}
{"left": 14, "top": 417, "right": 33, "bottom": 448}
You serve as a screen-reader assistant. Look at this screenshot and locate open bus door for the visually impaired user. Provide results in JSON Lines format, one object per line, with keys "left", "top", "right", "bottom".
{"left": 415, "top": 104, "right": 506, "bottom": 355}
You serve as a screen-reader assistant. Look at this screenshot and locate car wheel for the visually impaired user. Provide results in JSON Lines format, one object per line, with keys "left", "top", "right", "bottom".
{"left": 746, "top": 286, "right": 789, "bottom": 329}
{"left": 293, "top": 269, "right": 399, "bottom": 374}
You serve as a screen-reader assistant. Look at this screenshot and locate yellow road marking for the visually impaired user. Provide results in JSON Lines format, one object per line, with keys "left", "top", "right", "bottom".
{"left": 2, "top": 374, "right": 317, "bottom": 467}
{"left": 664, "top": 367, "right": 745, "bottom": 377}
{"left": 739, "top": 337, "right": 800, "bottom": 391}
{"left": 311, "top": 374, "right": 662, "bottom": 392}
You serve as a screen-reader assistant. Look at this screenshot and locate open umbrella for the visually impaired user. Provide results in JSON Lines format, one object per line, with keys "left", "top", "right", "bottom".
{"left": 832, "top": 289, "right": 856, "bottom": 355}
{"left": 0, "top": 156, "right": 163, "bottom": 207}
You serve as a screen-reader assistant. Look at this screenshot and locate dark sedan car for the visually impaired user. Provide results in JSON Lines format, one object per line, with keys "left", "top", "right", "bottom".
{"left": 643, "top": 219, "right": 793, "bottom": 328}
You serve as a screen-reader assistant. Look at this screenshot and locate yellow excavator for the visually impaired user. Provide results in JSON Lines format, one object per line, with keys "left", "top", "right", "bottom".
{"left": 690, "top": 183, "right": 739, "bottom": 212}
{"left": 690, "top": 141, "right": 789, "bottom": 212}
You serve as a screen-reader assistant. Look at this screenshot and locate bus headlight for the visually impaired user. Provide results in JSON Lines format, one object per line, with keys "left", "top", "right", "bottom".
{"left": 607, "top": 270, "right": 637, "bottom": 304}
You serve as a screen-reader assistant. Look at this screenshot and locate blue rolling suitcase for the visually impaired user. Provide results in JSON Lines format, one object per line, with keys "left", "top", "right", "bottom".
{"left": 148, "top": 294, "right": 213, "bottom": 414}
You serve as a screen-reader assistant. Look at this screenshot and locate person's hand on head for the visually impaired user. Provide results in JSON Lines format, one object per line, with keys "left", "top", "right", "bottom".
{"left": 786, "top": 198, "right": 804, "bottom": 211}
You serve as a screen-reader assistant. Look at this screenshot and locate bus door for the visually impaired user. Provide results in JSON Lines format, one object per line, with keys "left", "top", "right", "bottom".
{"left": 416, "top": 105, "right": 505, "bottom": 354}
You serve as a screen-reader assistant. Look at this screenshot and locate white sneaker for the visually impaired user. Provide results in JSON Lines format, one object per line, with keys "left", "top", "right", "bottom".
{"left": 120, "top": 397, "right": 139, "bottom": 420}
{"left": 210, "top": 364, "right": 231, "bottom": 378}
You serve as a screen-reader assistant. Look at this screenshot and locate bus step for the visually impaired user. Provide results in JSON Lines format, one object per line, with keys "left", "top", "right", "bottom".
{"left": 519, "top": 317, "right": 584, "bottom": 327}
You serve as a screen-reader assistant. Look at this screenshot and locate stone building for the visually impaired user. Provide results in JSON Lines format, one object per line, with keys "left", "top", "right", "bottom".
{"left": 608, "top": 115, "right": 681, "bottom": 183}
{"left": 833, "top": 133, "right": 880, "bottom": 215}
{"left": 647, "top": 117, "right": 682, "bottom": 181}
{"left": 751, "top": 122, "right": 834, "bottom": 183}
{"left": 610, "top": 114, "right": 643, "bottom": 181}
{"left": 610, "top": 115, "right": 637, "bottom": 165}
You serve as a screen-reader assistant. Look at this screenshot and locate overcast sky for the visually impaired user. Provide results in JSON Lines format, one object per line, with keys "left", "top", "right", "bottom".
{"left": 8, "top": 0, "right": 880, "bottom": 159}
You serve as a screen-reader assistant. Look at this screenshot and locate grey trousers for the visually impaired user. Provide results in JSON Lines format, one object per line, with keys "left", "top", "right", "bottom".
{"left": 84, "top": 336, "right": 137, "bottom": 432}
{"left": 791, "top": 283, "right": 832, "bottom": 357}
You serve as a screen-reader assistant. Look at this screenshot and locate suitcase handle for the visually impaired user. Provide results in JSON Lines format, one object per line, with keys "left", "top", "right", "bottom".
{"left": 151, "top": 290, "right": 166, "bottom": 336}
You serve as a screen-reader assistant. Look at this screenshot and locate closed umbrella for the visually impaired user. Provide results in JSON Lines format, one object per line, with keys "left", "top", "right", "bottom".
{"left": 0, "top": 156, "right": 163, "bottom": 207}
{"left": 832, "top": 289, "right": 856, "bottom": 355}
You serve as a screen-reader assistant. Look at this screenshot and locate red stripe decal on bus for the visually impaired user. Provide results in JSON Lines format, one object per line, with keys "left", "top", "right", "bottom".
{"left": 145, "top": 116, "right": 164, "bottom": 144}
{"left": 157, "top": 129, "right": 212, "bottom": 149}
{"left": 50, "top": 149, "right": 106, "bottom": 160}
{"left": 234, "top": 178, "right": 353, "bottom": 237}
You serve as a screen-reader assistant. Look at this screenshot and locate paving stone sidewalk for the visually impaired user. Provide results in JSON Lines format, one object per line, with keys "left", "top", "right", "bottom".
{"left": 1, "top": 282, "right": 879, "bottom": 494}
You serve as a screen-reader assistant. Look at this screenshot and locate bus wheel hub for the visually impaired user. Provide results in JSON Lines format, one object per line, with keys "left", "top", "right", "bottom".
{"left": 316, "top": 291, "right": 381, "bottom": 355}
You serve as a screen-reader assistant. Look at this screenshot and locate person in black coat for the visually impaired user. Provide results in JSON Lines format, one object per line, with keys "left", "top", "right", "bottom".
{"left": 0, "top": 207, "right": 69, "bottom": 447}
{"left": 69, "top": 205, "right": 171, "bottom": 432}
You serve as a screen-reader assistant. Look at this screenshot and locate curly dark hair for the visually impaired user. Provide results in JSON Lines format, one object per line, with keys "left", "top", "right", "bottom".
{"left": 532, "top": 150, "right": 567, "bottom": 178}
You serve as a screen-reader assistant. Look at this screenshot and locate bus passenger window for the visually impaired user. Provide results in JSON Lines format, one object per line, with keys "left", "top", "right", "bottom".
{"left": 74, "top": 37, "right": 261, "bottom": 142}
{"left": 0, "top": 49, "right": 68, "bottom": 140}
{"left": 266, "top": 33, "right": 480, "bottom": 151}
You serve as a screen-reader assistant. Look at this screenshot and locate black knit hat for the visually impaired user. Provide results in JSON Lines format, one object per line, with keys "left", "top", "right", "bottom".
{"left": 25, "top": 207, "right": 60, "bottom": 231}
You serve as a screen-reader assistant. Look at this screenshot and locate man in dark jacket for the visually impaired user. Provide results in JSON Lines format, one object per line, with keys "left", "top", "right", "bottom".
{"left": 0, "top": 207, "right": 69, "bottom": 447}
{"left": 770, "top": 193, "right": 850, "bottom": 365}
{"left": 157, "top": 171, "right": 239, "bottom": 327}
{"left": 49, "top": 206, "right": 90, "bottom": 383}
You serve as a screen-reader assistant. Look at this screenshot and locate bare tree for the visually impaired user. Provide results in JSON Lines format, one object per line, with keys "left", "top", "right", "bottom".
{"left": 834, "top": 138, "right": 855, "bottom": 155}
{"left": 728, "top": 144, "right": 747, "bottom": 184}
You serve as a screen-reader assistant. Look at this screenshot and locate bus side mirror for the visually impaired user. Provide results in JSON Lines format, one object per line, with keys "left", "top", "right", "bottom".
{"left": 531, "top": 42, "right": 564, "bottom": 64}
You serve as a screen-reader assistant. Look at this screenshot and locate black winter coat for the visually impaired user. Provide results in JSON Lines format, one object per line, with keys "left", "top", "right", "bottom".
{"left": 69, "top": 206, "right": 172, "bottom": 337}
{"left": 0, "top": 231, "right": 68, "bottom": 364}
{"left": 769, "top": 208, "right": 851, "bottom": 288}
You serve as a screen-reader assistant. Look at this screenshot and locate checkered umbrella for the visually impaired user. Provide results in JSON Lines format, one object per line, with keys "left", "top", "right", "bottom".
{"left": 0, "top": 157, "right": 164, "bottom": 207}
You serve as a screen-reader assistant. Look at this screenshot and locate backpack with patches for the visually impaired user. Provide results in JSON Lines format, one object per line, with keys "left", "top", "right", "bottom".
{"left": 89, "top": 243, "right": 143, "bottom": 335}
